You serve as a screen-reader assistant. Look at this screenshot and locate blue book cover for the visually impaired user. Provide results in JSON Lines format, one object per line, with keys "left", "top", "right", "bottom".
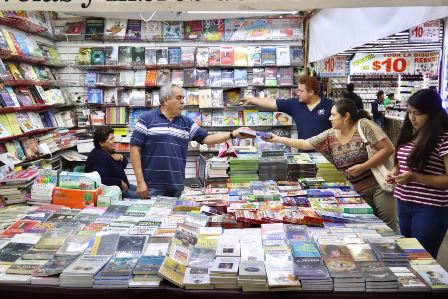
{"left": 291, "top": 241, "right": 321, "bottom": 259}
{"left": 14, "top": 34, "right": 31, "bottom": 56}
{"left": 168, "top": 47, "right": 181, "bottom": 65}
{"left": 261, "top": 46, "right": 276, "bottom": 66}
{"left": 87, "top": 88, "right": 103, "bottom": 104}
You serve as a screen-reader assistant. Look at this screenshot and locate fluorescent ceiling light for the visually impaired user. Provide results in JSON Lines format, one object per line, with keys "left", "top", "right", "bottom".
{"left": 187, "top": 11, "right": 298, "bottom": 14}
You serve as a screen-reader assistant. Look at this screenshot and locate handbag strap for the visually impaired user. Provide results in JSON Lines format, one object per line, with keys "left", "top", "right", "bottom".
{"left": 357, "top": 119, "right": 368, "bottom": 145}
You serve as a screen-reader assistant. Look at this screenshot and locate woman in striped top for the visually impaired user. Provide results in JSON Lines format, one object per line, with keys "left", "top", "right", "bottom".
{"left": 387, "top": 89, "right": 448, "bottom": 258}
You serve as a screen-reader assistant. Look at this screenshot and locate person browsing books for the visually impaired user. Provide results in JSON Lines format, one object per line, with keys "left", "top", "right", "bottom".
{"left": 85, "top": 127, "right": 138, "bottom": 199}
{"left": 266, "top": 99, "right": 399, "bottom": 231}
{"left": 386, "top": 89, "right": 448, "bottom": 258}
{"left": 130, "top": 83, "right": 252, "bottom": 199}
{"left": 242, "top": 75, "right": 333, "bottom": 140}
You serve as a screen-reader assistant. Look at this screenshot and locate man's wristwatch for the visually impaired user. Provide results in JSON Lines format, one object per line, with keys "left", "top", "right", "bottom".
{"left": 230, "top": 132, "right": 236, "bottom": 139}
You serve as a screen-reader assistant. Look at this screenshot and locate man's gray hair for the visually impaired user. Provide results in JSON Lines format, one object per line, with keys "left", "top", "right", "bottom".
{"left": 160, "top": 83, "right": 180, "bottom": 104}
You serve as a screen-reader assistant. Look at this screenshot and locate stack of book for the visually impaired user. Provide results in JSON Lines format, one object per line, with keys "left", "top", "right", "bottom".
{"left": 319, "top": 241, "right": 365, "bottom": 292}
{"left": 369, "top": 238, "right": 409, "bottom": 266}
{"left": 205, "top": 156, "right": 229, "bottom": 179}
{"left": 388, "top": 266, "right": 431, "bottom": 291}
{"left": 0, "top": 169, "right": 38, "bottom": 205}
{"left": 93, "top": 257, "right": 138, "bottom": 288}
{"left": 210, "top": 256, "right": 240, "bottom": 289}
{"left": 311, "top": 153, "right": 346, "bottom": 182}
{"left": 238, "top": 260, "right": 268, "bottom": 291}
{"left": 258, "top": 156, "right": 287, "bottom": 181}
{"left": 291, "top": 240, "right": 333, "bottom": 290}
{"left": 59, "top": 255, "right": 111, "bottom": 287}
{"left": 228, "top": 156, "right": 259, "bottom": 183}
{"left": 286, "top": 154, "right": 317, "bottom": 180}
{"left": 357, "top": 261, "right": 399, "bottom": 292}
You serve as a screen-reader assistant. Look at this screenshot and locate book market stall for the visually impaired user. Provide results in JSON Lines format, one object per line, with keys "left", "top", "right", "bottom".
{"left": 0, "top": 1, "right": 448, "bottom": 298}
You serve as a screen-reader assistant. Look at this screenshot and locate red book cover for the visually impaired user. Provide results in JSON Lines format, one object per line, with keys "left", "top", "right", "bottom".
{"left": 145, "top": 70, "right": 157, "bottom": 87}
{"left": 0, "top": 169, "right": 38, "bottom": 183}
{"left": 7, "top": 32, "right": 23, "bottom": 56}
{"left": 220, "top": 46, "right": 234, "bottom": 66}
{"left": 208, "top": 47, "right": 220, "bottom": 66}
{"left": 0, "top": 220, "right": 40, "bottom": 238}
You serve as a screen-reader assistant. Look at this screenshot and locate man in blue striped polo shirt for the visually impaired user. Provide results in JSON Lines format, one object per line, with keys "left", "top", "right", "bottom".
{"left": 130, "top": 83, "right": 250, "bottom": 198}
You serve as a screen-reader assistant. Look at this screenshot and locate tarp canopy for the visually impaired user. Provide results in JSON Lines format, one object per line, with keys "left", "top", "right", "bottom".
{"left": 309, "top": 6, "right": 448, "bottom": 62}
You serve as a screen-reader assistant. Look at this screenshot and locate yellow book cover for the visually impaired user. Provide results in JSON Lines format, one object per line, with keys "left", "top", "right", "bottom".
{"left": 396, "top": 238, "right": 425, "bottom": 250}
{"left": 7, "top": 63, "right": 23, "bottom": 80}
{"left": 158, "top": 256, "right": 186, "bottom": 288}
{"left": 234, "top": 46, "right": 248, "bottom": 66}
{"left": 5, "top": 113, "right": 22, "bottom": 135}
{"left": 1, "top": 29, "right": 17, "bottom": 55}
{"left": 0, "top": 114, "right": 13, "bottom": 136}
{"left": 196, "top": 235, "right": 220, "bottom": 249}
{"left": 89, "top": 235, "right": 102, "bottom": 255}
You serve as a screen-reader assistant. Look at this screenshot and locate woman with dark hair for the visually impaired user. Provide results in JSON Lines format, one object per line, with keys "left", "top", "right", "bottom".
{"left": 85, "top": 127, "right": 139, "bottom": 199}
{"left": 387, "top": 89, "right": 448, "bottom": 258}
{"left": 268, "top": 99, "right": 398, "bottom": 231}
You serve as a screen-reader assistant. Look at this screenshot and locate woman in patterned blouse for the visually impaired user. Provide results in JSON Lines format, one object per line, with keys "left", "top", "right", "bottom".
{"left": 268, "top": 99, "right": 398, "bottom": 231}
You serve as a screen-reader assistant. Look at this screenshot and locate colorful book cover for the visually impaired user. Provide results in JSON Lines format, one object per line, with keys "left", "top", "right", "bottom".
{"left": 261, "top": 46, "right": 277, "bottom": 66}
{"left": 87, "top": 88, "right": 103, "bottom": 104}
{"left": 185, "top": 88, "right": 199, "bottom": 106}
{"left": 125, "top": 19, "right": 142, "bottom": 41}
{"left": 208, "top": 47, "right": 220, "bottom": 66}
{"left": 273, "top": 112, "right": 292, "bottom": 125}
{"left": 184, "top": 21, "right": 203, "bottom": 40}
{"left": 145, "top": 70, "right": 157, "bottom": 87}
{"left": 91, "top": 47, "right": 105, "bottom": 65}
{"left": 258, "top": 111, "right": 273, "bottom": 125}
{"left": 201, "top": 19, "right": 224, "bottom": 41}
{"left": 104, "top": 19, "right": 127, "bottom": 38}
{"left": 223, "top": 111, "right": 239, "bottom": 126}
{"left": 243, "top": 110, "right": 259, "bottom": 126}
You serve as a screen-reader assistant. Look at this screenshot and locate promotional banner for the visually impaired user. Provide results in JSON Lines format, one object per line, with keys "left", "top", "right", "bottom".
{"left": 317, "top": 55, "right": 346, "bottom": 77}
{"left": 409, "top": 20, "right": 441, "bottom": 43}
{"left": 349, "top": 52, "right": 440, "bottom": 76}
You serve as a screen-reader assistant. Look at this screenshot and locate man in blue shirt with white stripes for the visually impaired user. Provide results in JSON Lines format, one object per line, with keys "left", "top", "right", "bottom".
{"left": 130, "top": 83, "right": 249, "bottom": 198}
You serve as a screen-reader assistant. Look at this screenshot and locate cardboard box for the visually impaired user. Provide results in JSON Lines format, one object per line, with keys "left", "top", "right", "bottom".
{"left": 52, "top": 187, "right": 102, "bottom": 209}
